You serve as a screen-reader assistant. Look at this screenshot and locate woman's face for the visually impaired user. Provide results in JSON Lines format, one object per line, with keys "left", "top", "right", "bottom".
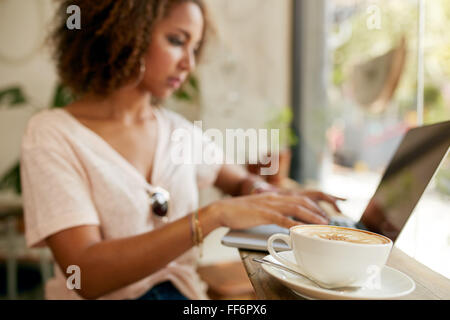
{"left": 140, "top": 2, "right": 204, "bottom": 99}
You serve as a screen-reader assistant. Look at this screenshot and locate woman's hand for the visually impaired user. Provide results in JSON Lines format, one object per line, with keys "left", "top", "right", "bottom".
{"left": 205, "top": 192, "right": 330, "bottom": 230}
{"left": 280, "top": 189, "right": 346, "bottom": 214}
{"left": 241, "top": 176, "right": 346, "bottom": 215}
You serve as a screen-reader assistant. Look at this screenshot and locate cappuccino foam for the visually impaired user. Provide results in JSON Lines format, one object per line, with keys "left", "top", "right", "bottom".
{"left": 294, "top": 226, "right": 389, "bottom": 245}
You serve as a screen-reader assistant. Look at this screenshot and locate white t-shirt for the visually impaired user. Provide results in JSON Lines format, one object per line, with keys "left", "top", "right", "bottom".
{"left": 20, "top": 107, "right": 223, "bottom": 300}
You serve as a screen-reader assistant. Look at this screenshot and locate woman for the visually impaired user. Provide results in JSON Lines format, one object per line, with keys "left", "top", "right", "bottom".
{"left": 20, "top": 0, "right": 341, "bottom": 300}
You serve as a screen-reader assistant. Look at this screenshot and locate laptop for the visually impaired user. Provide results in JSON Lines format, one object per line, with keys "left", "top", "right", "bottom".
{"left": 222, "top": 120, "right": 450, "bottom": 252}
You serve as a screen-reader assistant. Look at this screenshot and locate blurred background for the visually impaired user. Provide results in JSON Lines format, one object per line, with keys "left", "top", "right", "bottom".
{"left": 0, "top": 0, "right": 448, "bottom": 299}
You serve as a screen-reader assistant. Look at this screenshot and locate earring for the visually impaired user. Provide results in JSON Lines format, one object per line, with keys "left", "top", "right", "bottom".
{"left": 135, "top": 57, "right": 146, "bottom": 85}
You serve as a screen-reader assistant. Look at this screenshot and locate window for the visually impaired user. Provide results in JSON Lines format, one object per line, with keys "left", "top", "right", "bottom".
{"left": 315, "top": 0, "right": 449, "bottom": 277}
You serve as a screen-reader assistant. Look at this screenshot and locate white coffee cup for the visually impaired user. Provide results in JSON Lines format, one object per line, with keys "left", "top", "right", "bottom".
{"left": 267, "top": 225, "right": 393, "bottom": 289}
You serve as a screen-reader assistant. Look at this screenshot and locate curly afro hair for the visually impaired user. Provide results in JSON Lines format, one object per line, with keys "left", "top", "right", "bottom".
{"left": 51, "top": 0, "right": 207, "bottom": 98}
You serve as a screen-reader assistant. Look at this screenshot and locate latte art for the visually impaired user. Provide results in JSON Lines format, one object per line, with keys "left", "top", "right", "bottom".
{"left": 268, "top": 225, "right": 393, "bottom": 289}
{"left": 294, "top": 226, "right": 389, "bottom": 245}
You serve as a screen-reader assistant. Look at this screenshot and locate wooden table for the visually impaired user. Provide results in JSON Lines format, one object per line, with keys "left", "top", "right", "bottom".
{"left": 239, "top": 246, "right": 450, "bottom": 300}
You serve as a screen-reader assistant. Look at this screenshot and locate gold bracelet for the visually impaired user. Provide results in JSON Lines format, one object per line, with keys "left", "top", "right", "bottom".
{"left": 190, "top": 212, "right": 197, "bottom": 245}
{"left": 192, "top": 209, "right": 203, "bottom": 258}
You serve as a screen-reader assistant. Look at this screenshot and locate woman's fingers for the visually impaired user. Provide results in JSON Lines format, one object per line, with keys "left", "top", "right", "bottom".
{"left": 301, "top": 191, "right": 345, "bottom": 213}
{"left": 299, "top": 196, "right": 328, "bottom": 219}
{"left": 257, "top": 197, "right": 329, "bottom": 225}
{"left": 274, "top": 189, "right": 345, "bottom": 212}
{"left": 286, "top": 204, "right": 328, "bottom": 224}
{"left": 330, "top": 195, "right": 347, "bottom": 201}
{"left": 316, "top": 192, "right": 346, "bottom": 203}
{"left": 259, "top": 208, "right": 302, "bottom": 229}
{"left": 273, "top": 194, "right": 328, "bottom": 218}
{"left": 217, "top": 199, "right": 303, "bottom": 230}
{"left": 321, "top": 194, "right": 344, "bottom": 213}
{"left": 218, "top": 191, "right": 344, "bottom": 230}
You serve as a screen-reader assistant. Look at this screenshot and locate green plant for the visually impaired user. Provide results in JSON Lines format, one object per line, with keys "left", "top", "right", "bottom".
{"left": 265, "top": 106, "right": 298, "bottom": 149}
{"left": 0, "top": 83, "right": 75, "bottom": 195}
{"left": 0, "top": 87, "right": 27, "bottom": 106}
{"left": 0, "top": 162, "right": 21, "bottom": 194}
{"left": 173, "top": 75, "right": 199, "bottom": 102}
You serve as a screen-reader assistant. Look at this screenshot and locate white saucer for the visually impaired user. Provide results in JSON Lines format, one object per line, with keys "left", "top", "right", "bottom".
{"left": 261, "top": 251, "right": 415, "bottom": 300}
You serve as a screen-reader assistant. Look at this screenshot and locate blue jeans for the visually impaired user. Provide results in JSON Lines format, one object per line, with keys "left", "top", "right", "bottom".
{"left": 135, "top": 281, "right": 189, "bottom": 300}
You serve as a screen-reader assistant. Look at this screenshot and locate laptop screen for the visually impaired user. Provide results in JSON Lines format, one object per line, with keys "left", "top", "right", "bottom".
{"left": 360, "top": 121, "right": 450, "bottom": 241}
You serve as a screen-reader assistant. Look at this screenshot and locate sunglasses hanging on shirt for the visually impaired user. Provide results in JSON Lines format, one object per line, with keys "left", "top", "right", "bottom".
{"left": 146, "top": 186, "right": 170, "bottom": 221}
